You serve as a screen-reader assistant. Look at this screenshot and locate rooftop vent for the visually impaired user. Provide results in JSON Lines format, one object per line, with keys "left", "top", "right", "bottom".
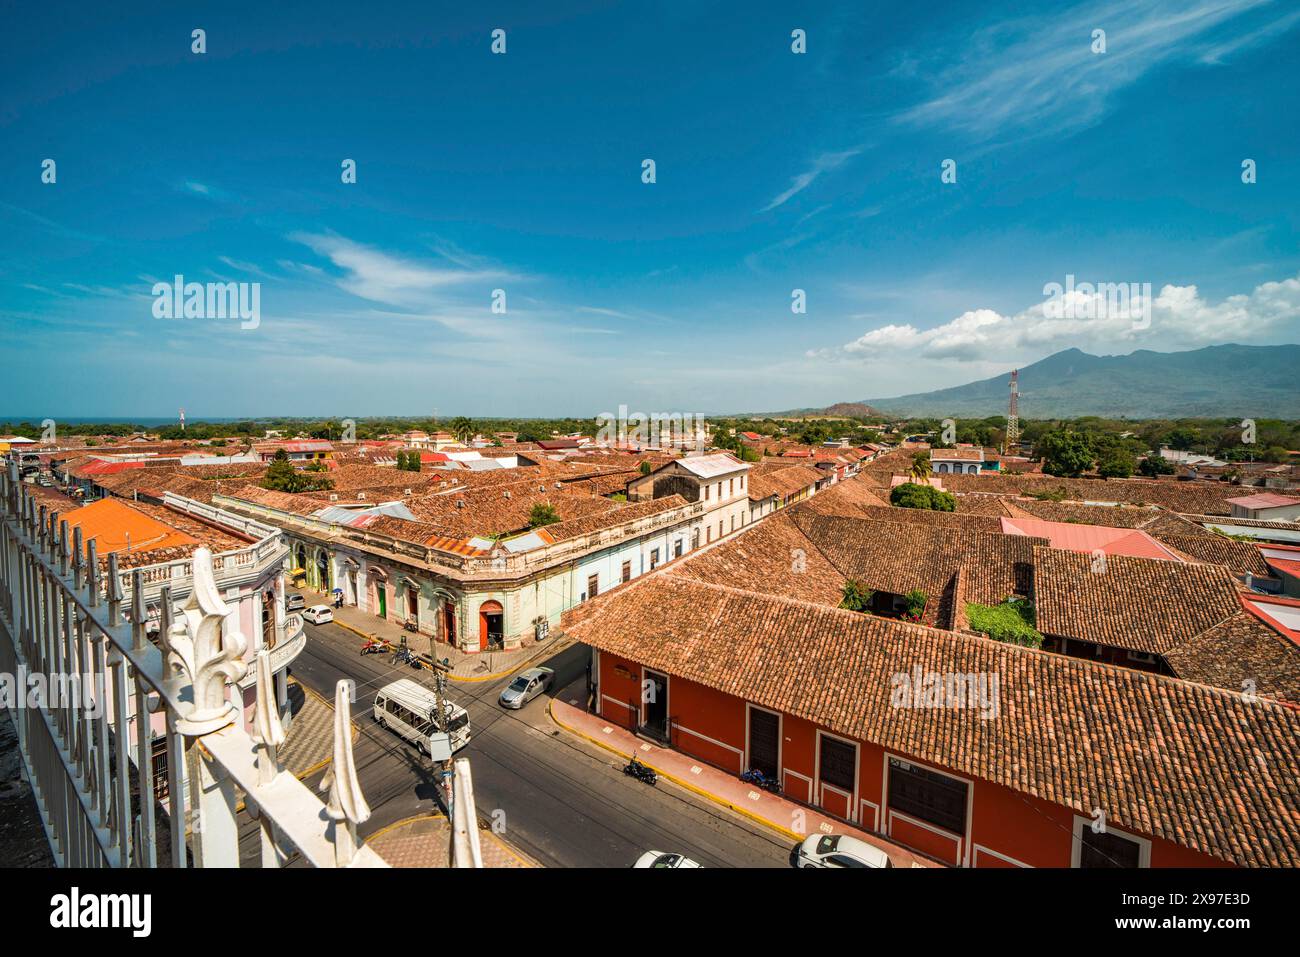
{"left": 404, "top": 488, "right": 412, "bottom": 495}
{"left": 357, "top": 493, "right": 366, "bottom": 500}
{"left": 503, "top": 490, "right": 511, "bottom": 499}
{"left": 455, "top": 498, "right": 466, "bottom": 508}
{"left": 330, "top": 494, "right": 338, "bottom": 501}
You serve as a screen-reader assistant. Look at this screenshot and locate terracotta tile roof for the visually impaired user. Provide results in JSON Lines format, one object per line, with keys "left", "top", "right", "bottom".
{"left": 1162, "top": 610, "right": 1300, "bottom": 705}
{"left": 930, "top": 447, "right": 984, "bottom": 461}
{"left": 538, "top": 495, "right": 690, "bottom": 544}
{"left": 325, "top": 464, "right": 442, "bottom": 493}
{"left": 1006, "top": 499, "right": 1160, "bottom": 528}
{"left": 1032, "top": 547, "right": 1243, "bottom": 655}
{"left": 669, "top": 512, "right": 846, "bottom": 605}
{"left": 952, "top": 494, "right": 1018, "bottom": 517}
{"left": 1153, "top": 534, "right": 1273, "bottom": 579}
{"left": 940, "top": 474, "right": 1247, "bottom": 515}
{"left": 785, "top": 511, "right": 1042, "bottom": 622}
{"left": 747, "top": 463, "right": 823, "bottom": 501}
{"left": 855, "top": 504, "right": 1004, "bottom": 533}
{"left": 799, "top": 480, "right": 890, "bottom": 515}
{"left": 405, "top": 482, "right": 620, "bottom": 539}
{"left": 562, "top": 574, "right": 1300, "bottom": 867}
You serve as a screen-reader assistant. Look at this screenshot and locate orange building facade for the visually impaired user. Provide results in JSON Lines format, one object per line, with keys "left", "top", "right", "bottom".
{"left": 594, "top": 649, "right": 1229, "bottom": 868}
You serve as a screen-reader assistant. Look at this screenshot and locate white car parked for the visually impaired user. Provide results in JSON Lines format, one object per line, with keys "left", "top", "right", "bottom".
{"left": 793, "top": 834, "right": 892, "bottom": 869}
{"left": 302, "top": 605, "right": 334, "bottom": 625}
{"left": 633, "top": 851, "right": 701, "bottom": 869}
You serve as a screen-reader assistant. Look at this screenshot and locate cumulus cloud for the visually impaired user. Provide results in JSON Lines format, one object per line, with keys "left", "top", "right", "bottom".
{"left": 813, "top": 273, "right": 1300, "bottom": 362}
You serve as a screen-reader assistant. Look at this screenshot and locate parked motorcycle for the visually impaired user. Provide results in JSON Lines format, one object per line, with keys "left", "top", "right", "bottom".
{"left": 390, "top": 646, "right": 424, "bottom": 669}
{"left": 360, "top": 638, "right": 387, "bottom": 656}
{"left": 623, "top": 756, "right": 657, "bottom": 786}
{"left": 402, "top": 617, "right": 418, "bottom": 633}
{"left": 741, "top": 768, "right": 782, "bottom": 794}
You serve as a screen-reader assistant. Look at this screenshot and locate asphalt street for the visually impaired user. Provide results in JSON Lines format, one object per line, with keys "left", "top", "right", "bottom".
{"left": 275, "top": 619, "right": 794, "bottom": 868}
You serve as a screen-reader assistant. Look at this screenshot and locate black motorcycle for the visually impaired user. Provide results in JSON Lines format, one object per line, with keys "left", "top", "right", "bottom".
{"left": 741, "top": 768, "right": 781, "bottom": 794}
{"left": 623, "top": 756, "right": 657, "bottom": 786}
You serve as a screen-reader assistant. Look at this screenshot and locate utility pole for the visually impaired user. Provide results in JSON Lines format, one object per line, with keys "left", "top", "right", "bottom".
{"left": 427, "top": 657, "right": 456, "bottom": 863}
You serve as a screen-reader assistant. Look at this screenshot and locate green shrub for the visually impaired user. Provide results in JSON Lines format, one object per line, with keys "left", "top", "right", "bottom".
{"left": 840, "top": 580, "right": 874, "bottom": 613}
{"left": 889, "top": 482, "right": 956, "bottom": 511}
{"left": 967, "top": 599, "right": 1042, "bottom": 648}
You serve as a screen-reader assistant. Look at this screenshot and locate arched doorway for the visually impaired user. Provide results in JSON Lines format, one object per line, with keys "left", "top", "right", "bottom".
{"left": 315, "top": 551, "right": 330, "bottom": 592}
{"left": 478, "top": 601, "right": 503, "bottom": 652}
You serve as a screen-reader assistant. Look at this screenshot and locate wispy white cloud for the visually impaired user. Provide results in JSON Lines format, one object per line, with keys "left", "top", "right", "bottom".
{"left": 288, "top": 232, "right": 514, "bottom": 307}
{"left": 760, "top": 150, "right": 860, "bottom": 212}
{"left": 898, "top": 0, "right": 1295, "bottom": 139}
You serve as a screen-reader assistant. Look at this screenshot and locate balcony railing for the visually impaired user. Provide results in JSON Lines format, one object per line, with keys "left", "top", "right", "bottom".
{"left": 0, "top": 461, "right": 388, "bottom": 868}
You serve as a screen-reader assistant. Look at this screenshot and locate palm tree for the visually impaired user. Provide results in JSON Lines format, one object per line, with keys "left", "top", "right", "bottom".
{"left": 449, "top": 416, "right": 474, "bottom": 444}
{"left": 909, "top": 450, "right": 932, "bottom": 483}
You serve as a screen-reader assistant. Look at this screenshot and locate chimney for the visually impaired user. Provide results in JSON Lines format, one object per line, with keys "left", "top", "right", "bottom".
{"left": 456, "top": 499, "right": 466, "bottom": 509}
{"left": 503, "top": 490, "right": 511, "bottom": 499}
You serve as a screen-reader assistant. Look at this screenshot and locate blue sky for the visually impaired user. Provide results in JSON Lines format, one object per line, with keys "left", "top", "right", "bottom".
{"left": 2, "top": 0, "right": 1298, "bottom": 418}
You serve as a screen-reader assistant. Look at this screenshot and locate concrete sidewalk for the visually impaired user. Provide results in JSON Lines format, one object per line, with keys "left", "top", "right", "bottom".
{"left": 548, "top": 690, "right": 937, "bottom": 868}
{"left": 366, "top": 813, "right": 534, "bottom": 868}
{"left": 295, "top": 587, "right": 548, "bottom": 682}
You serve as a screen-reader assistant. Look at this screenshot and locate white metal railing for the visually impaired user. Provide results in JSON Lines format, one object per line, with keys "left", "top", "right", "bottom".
{"left": 0, "top": 460, "right": 387, "bottom": 868}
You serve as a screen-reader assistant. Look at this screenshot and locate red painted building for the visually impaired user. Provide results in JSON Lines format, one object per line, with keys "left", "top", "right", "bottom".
{"left": 593, "top": 650, "right": 1224, "bottom": 868}
{"left": 566, "top": 574, "right": 1300, "bottom": 869}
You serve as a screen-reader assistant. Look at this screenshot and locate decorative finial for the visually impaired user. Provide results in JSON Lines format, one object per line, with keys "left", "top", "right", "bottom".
{"left": 252, "top": 649, "right": 285, "bottom": 783}
{"left": 164, "top": 548, "right": 248, "bottom": 736}
{"left": 320, "top": 680, "right": 370, "bottom": 866}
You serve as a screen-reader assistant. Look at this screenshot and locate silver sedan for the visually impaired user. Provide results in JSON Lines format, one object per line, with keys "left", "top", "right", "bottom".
{"left": 498, "top": 667, "right": 555, "bottom": 709}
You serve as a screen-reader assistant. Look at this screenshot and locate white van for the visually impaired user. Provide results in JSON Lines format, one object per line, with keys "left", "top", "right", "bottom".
{"left": 373, "top": 679, "right": 471, "bottom": 755}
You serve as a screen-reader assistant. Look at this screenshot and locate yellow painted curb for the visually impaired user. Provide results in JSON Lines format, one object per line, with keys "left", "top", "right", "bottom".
{"left": 546, "top": 701, "right": 804, "bottom": 843}
{"left": 448, "top": 660, "right": 526, "bottom": 683}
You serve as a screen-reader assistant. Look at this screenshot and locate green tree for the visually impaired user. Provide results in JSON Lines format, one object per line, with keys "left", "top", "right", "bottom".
{"left": 1166, "top": 427, "right": 1198, "bottom": 451}
{"left": 261, "top": 450, "right": 334, "bottom": 493}
{"left": 1137, "top": 455, "right": 1176, "bottom": 477}
{"left": 639, "top": 461, "right": 652, "bottom": 476}
{"left": 1097, "top": 449, "right": 1135, "bottom": 479}
{"left": 909, "top": 451, "right": 932, "bottom": 483}
{"left": 1037, "top": 430, "right": 1095, "bottom": 477}
{"left": 889, "top": 482, "right": 956, "bottom": 511}
{"left": 528, "top": 503, "right": 560, "bottom": 527}
{"left": 449, "top": 416, "right": 475, "bottom": 444}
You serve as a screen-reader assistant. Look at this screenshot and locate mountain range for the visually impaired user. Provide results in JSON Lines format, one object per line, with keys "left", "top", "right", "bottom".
{"left": 855, "top": 344, "right": 1300, "bottom": 419}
